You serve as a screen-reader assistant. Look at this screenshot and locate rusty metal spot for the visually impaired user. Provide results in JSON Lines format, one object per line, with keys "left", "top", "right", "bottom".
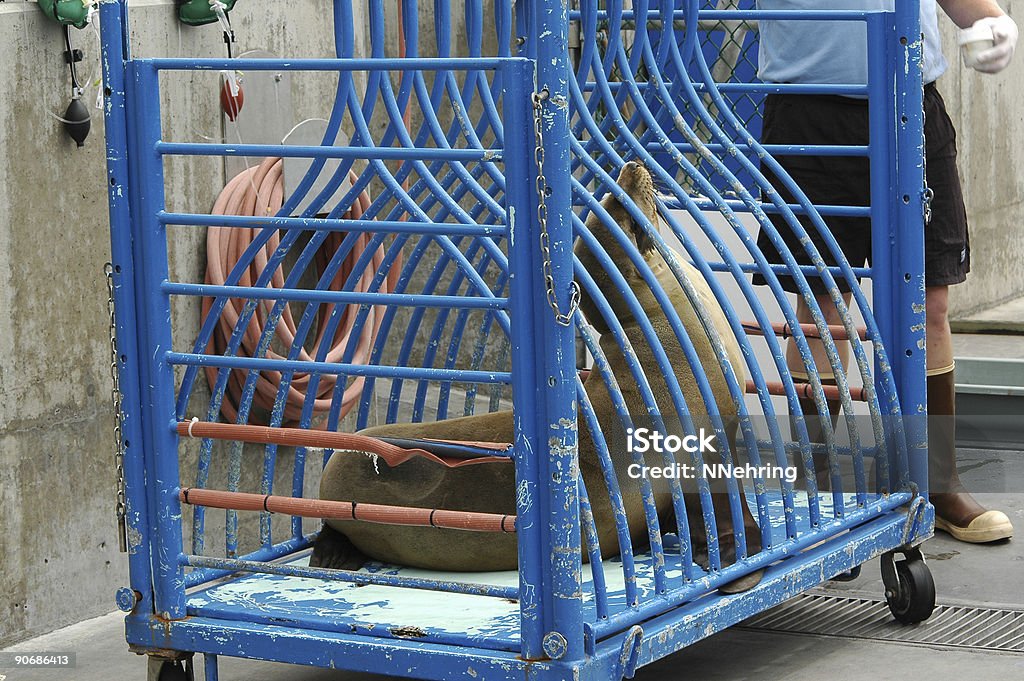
{"left": 390, "top": 626, "right": 428, "bottom": 639}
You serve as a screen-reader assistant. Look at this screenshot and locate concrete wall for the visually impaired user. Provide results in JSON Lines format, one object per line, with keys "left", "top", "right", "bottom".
{"left": 0, "top": 0, "right": 360, "bottom": 648}
{"left": 936, "top": 2, "right": 1024, "bottom": 318}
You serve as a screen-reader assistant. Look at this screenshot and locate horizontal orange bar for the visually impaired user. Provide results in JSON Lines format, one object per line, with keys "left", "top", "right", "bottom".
{"left": 179, "top": 488, "right": 515, "bottom": 533}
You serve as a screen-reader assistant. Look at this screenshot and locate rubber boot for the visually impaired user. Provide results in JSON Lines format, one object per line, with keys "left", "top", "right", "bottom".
{"left": 929, "top": 365, "right": 1013, "bottom": 543}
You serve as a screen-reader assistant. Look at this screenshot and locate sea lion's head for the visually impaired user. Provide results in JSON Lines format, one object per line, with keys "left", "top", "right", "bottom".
{"left": 609, "top": 161, "right": 658, "bottom": 255}
{"left": 575, "top": 160, "right": 663, "bottom": 331}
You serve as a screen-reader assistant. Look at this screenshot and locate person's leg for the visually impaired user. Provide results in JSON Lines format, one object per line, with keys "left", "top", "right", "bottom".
{"left": 920, "top": 84, "right": 1012, "bottom": 542}
{"left": 926, "top": 285, "right": 1013, "bottom": 542}
{"left": 787, "top": 293, "right": 851, "bottom": 489}
{"left": 754, "top": 93, "right": 868, "bottom": 491}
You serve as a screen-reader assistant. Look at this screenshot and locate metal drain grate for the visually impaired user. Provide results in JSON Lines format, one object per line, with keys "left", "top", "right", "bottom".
{"left": 739, "top": 592, "right": 1024, "bottom": 652}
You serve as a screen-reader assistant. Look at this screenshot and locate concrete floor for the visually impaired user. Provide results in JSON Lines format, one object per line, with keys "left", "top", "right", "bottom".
{"left": 3, "top": 606, "right": 1022, "bottom": 681}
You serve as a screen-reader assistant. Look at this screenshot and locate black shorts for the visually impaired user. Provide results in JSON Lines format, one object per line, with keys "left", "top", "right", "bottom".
{"left": 752, "top": 82, "right": 969, "bottom": 294}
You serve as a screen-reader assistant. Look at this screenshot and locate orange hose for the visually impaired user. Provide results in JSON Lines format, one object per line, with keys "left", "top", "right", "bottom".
{"left": 177, "top": 420, "right": 512, "bottom": 468}
{"left": 203, "top": 158, "right": 394, "bottom": 425}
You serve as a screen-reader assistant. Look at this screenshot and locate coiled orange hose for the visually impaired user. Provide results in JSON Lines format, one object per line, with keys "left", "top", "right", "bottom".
{"left": 203, "top": 157, "right": 394, "bottom": 425}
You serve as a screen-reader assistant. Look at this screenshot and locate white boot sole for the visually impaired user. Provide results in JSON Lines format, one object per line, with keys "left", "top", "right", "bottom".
{"left": 934, "top": 511, "right": 1014, "bottom": 543}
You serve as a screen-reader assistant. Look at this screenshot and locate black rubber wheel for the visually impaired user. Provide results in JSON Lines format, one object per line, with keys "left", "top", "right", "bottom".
{"left": 831, "top": 564, "right": 862, "bottom": 582}
{"left": 886, "top": 558, "right": 936, "bottom": 624}
{"left": 157, "top": 660, "right": 192, "bottom": 681}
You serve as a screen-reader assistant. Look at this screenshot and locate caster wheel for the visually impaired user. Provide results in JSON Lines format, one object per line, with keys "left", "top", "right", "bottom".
{"left": 831, "top": 564, "right": 862, "bottom": 582}
{"left": 148, "top": 657, "right": 194, "bottom": 681}
{"left": 885, "top": 558, "right": 935, "bottom": 624}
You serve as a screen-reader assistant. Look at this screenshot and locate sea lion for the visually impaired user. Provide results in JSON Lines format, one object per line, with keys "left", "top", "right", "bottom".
{"left": 311, "top": 162, "right": 762, "bottom": 590}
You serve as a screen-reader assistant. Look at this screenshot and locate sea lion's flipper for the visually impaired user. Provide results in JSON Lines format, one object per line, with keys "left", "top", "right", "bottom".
{"left": 689, "top": 539, "right": 764, "bottom": 594}
{"left": 684, "top": 489, "right": 764, "bottom": 594}
{"left": 310, "top": 523, "right": 369, "bottom": 571}
{"left": 719, "top": 569, "right": 764, "bottom": 594}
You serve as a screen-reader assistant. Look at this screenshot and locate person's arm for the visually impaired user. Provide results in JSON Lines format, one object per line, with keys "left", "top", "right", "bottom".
{"left": 938, "top": 0, "right": 1018, "bottom": 73}
{"left": 937, "top": 0, "right": 1005, "bottom": 28}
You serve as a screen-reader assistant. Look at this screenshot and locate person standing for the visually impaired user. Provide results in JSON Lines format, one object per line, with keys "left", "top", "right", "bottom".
{"left": 754, "top": 0, "right": 1017, "bottom": 542}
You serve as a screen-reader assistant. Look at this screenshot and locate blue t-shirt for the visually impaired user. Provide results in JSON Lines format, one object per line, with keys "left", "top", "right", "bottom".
{"left": 756, "top": 0, "right": 948, "bottom": 86}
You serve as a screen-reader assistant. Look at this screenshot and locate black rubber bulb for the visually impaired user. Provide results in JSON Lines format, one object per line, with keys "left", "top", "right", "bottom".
{"left": 63, "top": 98, "right": 90, "bottom": 147}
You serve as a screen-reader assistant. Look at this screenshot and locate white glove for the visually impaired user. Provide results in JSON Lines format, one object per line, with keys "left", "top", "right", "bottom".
{"left": 971, "top": 14, "right": 1018, "bottom": 74}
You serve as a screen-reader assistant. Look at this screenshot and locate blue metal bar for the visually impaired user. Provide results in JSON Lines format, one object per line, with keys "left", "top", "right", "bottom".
{"left": 155, "top": 142, "right": 500, "bottom": 162}
{"left": 286, "top": 46, "right": 509, "bottom": 462}
{"left": 635, "top": 0, "right": 802, "bottom": 536}
{"left": 892, "top": 0, "right": 929, "bottom": 496}
{"left": 97, "top": 0, "right": 154, "bottom": 617}
{"left": 411, "top": 25, "right": 512, "bottom": 419}
{"left": 128, "top": 60, "right": 187, "bottom": 619}
{"left": 413, "top": 246, "right": 504, "bottom": 422}
{"left": 866, "top": 11, "right": 898, "bottom": 500}
{"left": 503, "top": 55, "right": 583, "bottom": 662}
{"left": 125, "top": 615, "right": 549, "bottom": 677}
{"left": 145, "top": 57, "right": 511, "bottom": 71}
{"left": 574, "top": 9, "right": 880, "bottom": 21}
{"left": 126, "top": 495, "right": 932, "bottom": 677}
{"left": 352, "top": 62, "right": 510, "bottom": 424}
{"left": 273, "top": 0, "right": 431, "bottom": 532}
{"left": 213, "top": 16, "right": 391, "bottom": 544}
{"left": 183, "top": 535, "right": 315, "bottom": 588}
{"left": 646, "top": 143, "right": 871, "bottom": 157}
{"left": 371, "top": 63, "right": 506, "bottom": 224}
{"left": 672, "top": 199, "right": 873, "bottom": 218}
{"left": 166, "top": 352, "right": 511, "bottom": 384}
{"left": 386, "top": 233, "right": 503, "bottom": 421}
{"left": 580, "top": 81, "right": 871, "bottom": 97}
{"left": 353, "top": 239, "right": 446, "bottom": 427}
{"left": 161, "top": 282, "right": 509, "bottom": 310}
{"left": 574, "top": 7, "right": 753, "bottom": 563}
{"left": 690, "top": 262, "right": 873, "bottom": 278}
{"left": 182, "top": 555, "right": 518, "bottom": 599}
{"left": 570, "top": 192, "right": 725, "bottom": 571}
{"left": 667, "top": 5, "right": 852, "bottom": 515}
{"left": 402, "top": 50, "right": 515, "bottom": 411}
{"left": 577, "top": 478, "right": 610, "bottom": 620}
{"left": 399, "top": 167, "right": 508, "bottom": 419}
{"left": 435, "top": 266, "right": 510, "bottom": 420}
{"left": 159, "top": 212, "right": 508, "bottom": 237}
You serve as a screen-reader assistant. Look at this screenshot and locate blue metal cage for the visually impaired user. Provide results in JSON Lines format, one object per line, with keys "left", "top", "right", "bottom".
{"left": 99, "top": 1, "right": 935, "bottom": 679}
